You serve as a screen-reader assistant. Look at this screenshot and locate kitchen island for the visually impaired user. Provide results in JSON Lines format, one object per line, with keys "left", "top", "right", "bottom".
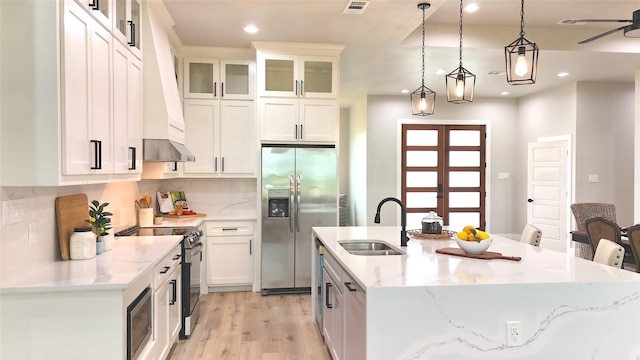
{"left": 312, "top": 226, "right": 640, "bottom": 360}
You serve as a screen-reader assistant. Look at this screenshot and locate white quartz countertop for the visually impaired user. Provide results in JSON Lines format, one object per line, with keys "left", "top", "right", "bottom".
{"left": 143, "top": 217, "right": 205, "bottom": 228}
{"left": 313, "top": 226, "right": 640, "bottom": 290}
{"left": 0, "top": 235, "right": 183, "bottom": 294}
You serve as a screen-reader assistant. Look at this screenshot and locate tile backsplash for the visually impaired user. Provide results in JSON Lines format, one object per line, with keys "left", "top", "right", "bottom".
{"left": 0, "top": 178, "right": 256, "bottom": 275}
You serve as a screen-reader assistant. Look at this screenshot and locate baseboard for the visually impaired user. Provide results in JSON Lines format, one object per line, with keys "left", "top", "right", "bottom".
{"left": 207, "top": 285, "right": 252, "bottom": 293}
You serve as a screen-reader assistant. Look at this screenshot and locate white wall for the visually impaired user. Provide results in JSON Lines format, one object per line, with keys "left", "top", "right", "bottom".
{"left": 363, "top": 95, "right": 519, "bottom": 233}
{"left": 575, "top": 81, "right": 635, "bottom": 227}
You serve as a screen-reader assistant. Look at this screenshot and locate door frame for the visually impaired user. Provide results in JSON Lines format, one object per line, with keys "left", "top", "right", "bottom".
{"left": 397, "top": 119, "right": 492, "bottom": 230}
{"left": 531, "top": 135, "right": 574, "bottom": 254}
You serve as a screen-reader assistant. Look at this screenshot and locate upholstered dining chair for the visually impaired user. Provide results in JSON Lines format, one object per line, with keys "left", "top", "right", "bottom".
{"left": 626, "top": 224, "right": 640, "bottom": 273}
{"left": 570, "top": 203, "right": 616, "bottom": 259}
{"left": 520, "top": 224, "right": 542, "bottom": 247}
{"left": 592, "top": 239, "right": 625, "bottom": 268}
{"left": 585, "top": 217, "right": 621, "bottom": 259}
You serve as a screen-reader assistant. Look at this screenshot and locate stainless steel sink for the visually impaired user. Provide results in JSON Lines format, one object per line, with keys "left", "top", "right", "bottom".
{"left": 339, "top": 240, "right": 402, "bottom": 256}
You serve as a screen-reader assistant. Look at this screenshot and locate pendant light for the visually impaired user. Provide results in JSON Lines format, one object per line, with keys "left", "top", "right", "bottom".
{"left": 411, "top": 3, "right": 435, "bottom": 116}
{"left": 504, "top": 0, "right": 539, "bottom": 85}
{"left": 445, "top": 0, "right": 475, "bottom": 103}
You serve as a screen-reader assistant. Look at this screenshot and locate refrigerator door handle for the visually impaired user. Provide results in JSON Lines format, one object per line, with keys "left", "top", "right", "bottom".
{"left": 296, "top": 175, "right": 301, "bottom": 232}
{"left": 289, "top": 175, "right": 295, "bottom": 233}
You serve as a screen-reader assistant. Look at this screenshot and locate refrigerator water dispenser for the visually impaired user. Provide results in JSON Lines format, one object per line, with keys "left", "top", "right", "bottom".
{"left": 267, "top": 189, "right": 289, "bottom": 218}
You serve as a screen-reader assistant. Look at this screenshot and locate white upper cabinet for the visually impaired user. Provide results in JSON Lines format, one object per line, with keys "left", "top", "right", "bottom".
{"left": 260, "top": 54, "right": 338, "bottom": 99}
{"left": 75, "top": 0, "right": 112, "bottom": 30}
{"left": 184, "top": 58, "right": 254, "bottom": 100}
{"left": 113, "top": 0, "right": 142, "bottom": 59}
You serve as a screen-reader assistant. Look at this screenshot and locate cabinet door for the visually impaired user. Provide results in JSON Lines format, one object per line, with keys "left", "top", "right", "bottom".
{"left": 154, "top": 285, "right": 170, "bottom": 360}
{"left": 344, "top": 275, "right": 366, "bottom": 360}
{"left": 300, "top": 99, "right": 337, "bottom": 142}
{"left": 75, "top": 0, "right": 111, "bottom": 30}
{"left": 260, "top": 54, "right": 299, "bottom": 97}
{"left": 184, "top": 58, "right": 220, "bottom": 99}
{"left": 300, "top": 56, "right": 338, "bottom": 98}
{"left": 113, "top": 0, "right": 141, "bottom": 59}
{"left": 90, "top": 22, "right": 113, "bottom": 173}
{"left": 220, "top": 101, "right": 255, "bottom": 176}
{"left": 206, "top": 236, "right": 253, "bottom": 285}
{"left": 168, "top": 270, "right": 182, "bottom": 342}
{"left": 63, "top": 1, "right": 92, "bottom": 175}
{"left": 220, "top": 60, "right": 254, "bottom": 100}
{"left": 183, "top": 99, "right": 220, "bottom": 174}
{"left": 258, "top": 97, "right": 298, "bottom": 141}
{"left": 113, "top": 41, "right": 141, "bottom": 174}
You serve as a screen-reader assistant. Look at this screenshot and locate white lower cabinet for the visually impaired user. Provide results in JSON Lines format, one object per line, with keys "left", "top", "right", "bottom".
{"left": 152, "top": 244, "right": 182, "bottom": 360}
{"left": 323, "top": 251, "right": 344, "bottom": 360}
{"left": 323, "top": 250, "right": 366, "bottom": 360}
{"left": 343, "top": 272, "right": 366, "bottom": 359}
{"left": 206, "top": 221, "right": 255, "bottom": 287}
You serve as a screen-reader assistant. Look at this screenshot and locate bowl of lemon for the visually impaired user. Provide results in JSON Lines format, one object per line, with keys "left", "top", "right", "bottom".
{"left": 455, "top": 225, "right": 491, "bottom": 254}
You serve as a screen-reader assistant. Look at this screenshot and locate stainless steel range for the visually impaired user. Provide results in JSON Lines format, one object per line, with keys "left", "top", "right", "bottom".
{"left": 115, "top": 224, "right": 204, "bottom": 339}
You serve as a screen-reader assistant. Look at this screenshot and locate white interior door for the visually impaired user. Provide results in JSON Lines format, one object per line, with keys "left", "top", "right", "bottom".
{"left": 527, "top": 141, "right": 568, "bottom": 253}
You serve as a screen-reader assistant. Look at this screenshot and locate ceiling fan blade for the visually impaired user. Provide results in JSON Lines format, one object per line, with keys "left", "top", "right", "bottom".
{"left": 572, "top": 19, "right": 632, "bottom": 23}
{"left": 578, "top": 25, "right": 628, "bottom": 44}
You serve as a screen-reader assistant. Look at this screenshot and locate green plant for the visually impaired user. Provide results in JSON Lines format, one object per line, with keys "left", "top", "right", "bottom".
{"left": 86, "top": 200, "right": 113, "bottom": 238}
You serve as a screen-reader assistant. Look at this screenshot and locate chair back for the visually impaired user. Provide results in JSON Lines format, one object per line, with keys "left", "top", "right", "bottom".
{"left": 627, "top": 224, "right": 640, "bottom": 273}
{"left": 570, "top": 203, "right": 616, "bottom": 232}
{"left": 585, "top": 217, "right": 621, "bottom": 258}
{"left": 520, "top": 224, "right": 542, "bottom": 246}
{"left": 592, "top": 238, "right": 625, "bottom": 268}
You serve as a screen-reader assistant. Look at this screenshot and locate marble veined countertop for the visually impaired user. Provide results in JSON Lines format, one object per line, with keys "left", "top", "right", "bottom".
{"left": 313, "top": 226, "right": 640, "bottom": 289}
{"left": 0, "top": 235, "right": 183, "bottom": 294}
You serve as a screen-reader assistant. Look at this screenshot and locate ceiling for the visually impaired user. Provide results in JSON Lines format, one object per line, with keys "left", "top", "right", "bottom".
{"left": 163, "top": 0, "right": 640, "bottom": 104}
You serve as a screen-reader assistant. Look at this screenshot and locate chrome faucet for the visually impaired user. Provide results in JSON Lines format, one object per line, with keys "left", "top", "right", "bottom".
{"left": 374, "top": 197, "right": 409, "bottom": 247}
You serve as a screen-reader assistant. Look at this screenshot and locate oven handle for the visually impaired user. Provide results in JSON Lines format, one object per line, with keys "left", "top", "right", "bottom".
{"left": 184, "top": 242, "right": 203, "bottom": 264}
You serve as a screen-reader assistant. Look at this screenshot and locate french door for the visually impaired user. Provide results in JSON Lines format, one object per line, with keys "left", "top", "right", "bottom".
{"left": 401, "top": 124, "right": 486, "bottom": 229}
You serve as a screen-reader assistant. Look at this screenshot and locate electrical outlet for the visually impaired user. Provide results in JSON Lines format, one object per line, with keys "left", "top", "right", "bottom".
{"left": 506, "top": 321, "right": 523, "bottom": 346}
{"left": 3, "top": 198, "right": 26, "bottom": 225}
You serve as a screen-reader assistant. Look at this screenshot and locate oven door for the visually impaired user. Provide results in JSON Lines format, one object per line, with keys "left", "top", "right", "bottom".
{"left": 181, "top": 241, "right": 203, "bottom": 338}
{"left": 127, "top": 286, "right": 152, "bottom": 360}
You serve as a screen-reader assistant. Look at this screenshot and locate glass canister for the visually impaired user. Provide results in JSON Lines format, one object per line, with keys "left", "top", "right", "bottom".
{"left": 70, "top": 226, "right": 97, "bottom": 260}
{"left": 421, "top": 211, "right": 443, "bottom": 234}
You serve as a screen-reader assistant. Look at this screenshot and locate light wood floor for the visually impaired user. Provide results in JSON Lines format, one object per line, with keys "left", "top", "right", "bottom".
{"left": 169, "top": 292, "right": 331, "bottom": 360}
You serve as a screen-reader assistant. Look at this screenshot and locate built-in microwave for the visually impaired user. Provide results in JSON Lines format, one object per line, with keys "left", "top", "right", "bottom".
{"left": 127, "top": 286, "right": 152, "bottom": 360}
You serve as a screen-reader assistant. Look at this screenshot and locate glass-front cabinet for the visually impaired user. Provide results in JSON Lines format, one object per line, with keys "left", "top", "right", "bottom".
{"left": 262, "top": 55, "right": 337, "bottom": 98}
{"left": 184, "top": 58, "right": 254, "bottom": 100}
{"left": 76, "top": 0, "right": 112, "bottom": 30}
{"left": 113, "top": 0, "right": 141, "bottom": 58}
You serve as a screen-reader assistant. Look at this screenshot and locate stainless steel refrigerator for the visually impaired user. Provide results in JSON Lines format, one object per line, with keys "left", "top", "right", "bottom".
{"left": 261, "top": 145, "right": 337, "bottom": 295}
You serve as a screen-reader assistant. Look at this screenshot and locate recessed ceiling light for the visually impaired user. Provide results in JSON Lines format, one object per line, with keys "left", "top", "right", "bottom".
{"left": 500, "top": 91, "right": 510, "bottom": 95}
{"left": 401, "top": 89, "right": 410, "bottom": 94}
{"left": 465, "top": 3, "right": 479, "bottom": 13}
{"left": 435, "top": 69, "right": 446, "bottom": 75}
{"left": 557, "top": 72, "right": 570, "bottom": 77}
{"left": 244, "top": 25, "right": 259, "bottom": 34}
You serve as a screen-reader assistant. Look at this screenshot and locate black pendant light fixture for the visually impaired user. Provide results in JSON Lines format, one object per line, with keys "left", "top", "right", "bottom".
{"left": 504, "top": 0, "right": 539, "bottom": 85}
{"left": 445, "top": 0, "right": 475, "bottom": 103}
{"left": 411, "top": 3, "right": 436, "bottom": 116}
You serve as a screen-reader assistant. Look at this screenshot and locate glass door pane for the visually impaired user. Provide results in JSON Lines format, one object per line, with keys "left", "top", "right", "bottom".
{"left": 189, "top": 62, "right": 214, "bottom": 95}
{"left": 265, "top": 59, "right": 294, "bottom": 92}
{"left": 224, "top": 63, "right": 249, "bottom": 96}
{"left": 303, "top": 60, "right": 332, "bottom": 93}
{"left": 131, "top": 0, "right": 141, "bottom": 51}
{"left": 115, "top": 0, "right": 126, "bottom": 37}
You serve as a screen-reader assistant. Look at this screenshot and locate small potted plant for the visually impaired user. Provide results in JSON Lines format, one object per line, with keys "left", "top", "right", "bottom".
{"left": 87, "top": 200, "right": 113, "bottom": 254}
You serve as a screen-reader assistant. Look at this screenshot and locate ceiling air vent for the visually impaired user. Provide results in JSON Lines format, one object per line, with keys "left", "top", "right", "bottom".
{"left": 343, "top": 1, "right": 370, "bottom": 15}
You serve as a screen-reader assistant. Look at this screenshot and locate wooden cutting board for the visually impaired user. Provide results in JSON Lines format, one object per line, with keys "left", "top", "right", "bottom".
{"left": 436, "top": 247, "right": 522, "bottom": 261}
{"left": 55, "top": 194, "right": 89, "bottom": 260}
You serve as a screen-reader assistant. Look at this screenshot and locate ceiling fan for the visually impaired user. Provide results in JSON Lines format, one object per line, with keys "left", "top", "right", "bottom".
{"left": 571, "top": 9, "right": 640, "bottom": 44}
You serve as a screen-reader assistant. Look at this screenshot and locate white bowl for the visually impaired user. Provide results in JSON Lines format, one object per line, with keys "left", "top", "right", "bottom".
{"left": 455, "top": 237, "right": 492, "bottom": 254}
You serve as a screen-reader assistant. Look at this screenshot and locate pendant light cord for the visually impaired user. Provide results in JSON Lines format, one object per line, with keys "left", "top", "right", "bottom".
{"left": 458, "top": 0, "right": 463, "bottom": 67}
{"left": 421, "top": 4, "right": 426, "bottom": 88}
{"left": 520, "top": 0, "right": 525, "bottom": 37}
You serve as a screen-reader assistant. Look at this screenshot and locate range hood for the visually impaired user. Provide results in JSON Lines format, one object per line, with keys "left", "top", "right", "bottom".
{"left": 141, "top": 1, "right": 194, "bottom": 162}
{"left": 143, "top": 139, "right": 195, "bottom": 162}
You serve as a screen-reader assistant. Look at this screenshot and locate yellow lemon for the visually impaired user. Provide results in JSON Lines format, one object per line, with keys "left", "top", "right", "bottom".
{"left": 476, "top": 231, "right": 490, "bottom": 240}
{"left": 462, "top": 225, "right": 475, "bottom": 235}
{"left": 457, "top": 232, "right": 467, "bottom": 241}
